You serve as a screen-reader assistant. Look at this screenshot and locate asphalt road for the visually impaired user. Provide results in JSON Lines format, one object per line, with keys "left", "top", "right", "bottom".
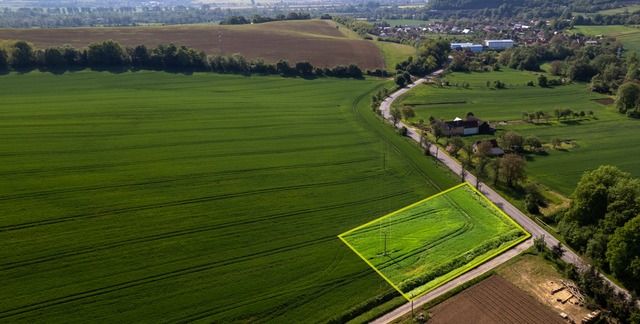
{"left": 372, "top": 75, "right": 632, "bottom": 323}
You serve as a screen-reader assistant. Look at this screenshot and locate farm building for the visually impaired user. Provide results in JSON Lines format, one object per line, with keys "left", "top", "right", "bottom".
{"left": 443, "top": 117, "right": 480, "bottom": 136}
{"left": 450, "top": 42, "right": 483, "bottom": 52}
{"left": 484, "top": 39, "right": 514, "bottom": 50}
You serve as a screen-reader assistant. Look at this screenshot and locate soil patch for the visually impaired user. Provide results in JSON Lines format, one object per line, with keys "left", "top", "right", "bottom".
{"left": 593, "top": 98, "right": 614, "bottom": 105}
{"left": 497, "top": 254, "right": 591, "bottom": 322}
{"left": 429, "top": 275, "right": 564, "bottom": 324}
{"left": 0, "top": 20, "right": 384, "bottom": 70}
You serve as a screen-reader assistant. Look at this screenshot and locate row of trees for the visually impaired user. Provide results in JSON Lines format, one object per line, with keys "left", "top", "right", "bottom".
{"left": 332, "top": 16, "right": 377, "bottom": 39}
{"left": 220, "top": 12, "right": 311, "bottom": 25}
{"left": 0, "top": 40, "right": 364, "bottom": 78}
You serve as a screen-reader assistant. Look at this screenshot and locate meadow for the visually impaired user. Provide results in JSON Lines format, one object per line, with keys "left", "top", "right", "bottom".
{"left": 570, "top": 25, "right": 640, "bottom": 54}
{"left": 394, "top": 68, "right": 640, "bottom": 195}
{"left": 373, "top": 41, "right": 416, "bottom": 71}
{"left": 0, "top": 71, "right": 457, "bottom": 322}
{"left": 340, "top": 184, "right": 529, "bottom": 299}
{"left": 595, "top": 5, "right": 640, "bottom": 15}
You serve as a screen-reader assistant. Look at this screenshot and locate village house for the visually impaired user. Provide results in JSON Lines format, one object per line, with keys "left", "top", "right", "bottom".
{"left": 473, "top": 139, "right": 505, "bottom": 156}
{"left": 443, "top": 117, "right": 480, "bottom": 136}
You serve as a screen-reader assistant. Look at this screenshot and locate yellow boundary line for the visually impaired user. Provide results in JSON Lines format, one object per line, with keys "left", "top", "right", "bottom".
{"left": 338, "top": 182, "right": 531, "bottom": 301}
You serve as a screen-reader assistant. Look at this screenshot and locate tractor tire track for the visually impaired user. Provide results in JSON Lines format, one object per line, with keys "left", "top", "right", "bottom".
{"left": 1, "top": 190, "right": 413, "bottom": 271}
{"left": 0, "top": 130, "right": 355, "bottom": 158}
{"left": 0, "top": 157, "right": 373, "bottom": 202}
{"left": 0, "top": 173, "right": 380, "bottom": 233}
{"left": 0, "top": 140, "right": 372, "bottom": 177}
{"left": 0, "top": 235, "right": 336, "bottom": 320}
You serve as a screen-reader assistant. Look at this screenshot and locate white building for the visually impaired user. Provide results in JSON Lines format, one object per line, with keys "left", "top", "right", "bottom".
{"left": 451, "top": 43, "right": 484, "bottom": 52}
{"left": 484, "top": 39, "right": 514, "bottom": 50}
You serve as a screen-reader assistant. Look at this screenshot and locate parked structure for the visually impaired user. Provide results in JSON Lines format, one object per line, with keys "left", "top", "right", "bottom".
{"left": 450, "top": 42, "right": 484, "bottom": 52}
{"left": 484, "top": 39, "right": 514, "bottom": 50}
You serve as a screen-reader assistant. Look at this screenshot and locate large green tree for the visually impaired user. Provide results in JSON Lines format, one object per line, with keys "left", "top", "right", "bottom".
{"left": 499, "top": 153, "right": 526, "bottom": 187}
{"left": 0, "top": 47, "right": 8, "bottom": 70}
{"left": 615, "top": 82, "right": 640, "bottom": 114}
{"left": 498, "top": 130, "right": 524, "bottom": 151}
{"left": 565, "top": 165, "right": 630, "bottom": 226}
{"left": 607, "top": 216, "right": 640, "bottom": 278}
{"left": 11, "top": 40, "right": 35, "bottom": 68}
{"left": 87, "top": 39, "right": 128, "bottom": 68}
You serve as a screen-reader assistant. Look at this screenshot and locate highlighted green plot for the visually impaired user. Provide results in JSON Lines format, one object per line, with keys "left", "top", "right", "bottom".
{"left": 339, "top": 183, "right": 530, "bottom": 300}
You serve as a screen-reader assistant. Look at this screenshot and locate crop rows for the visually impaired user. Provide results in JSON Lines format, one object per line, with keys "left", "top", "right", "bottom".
{"left": 0, "top": 71, "right": 456, "bottom": 322}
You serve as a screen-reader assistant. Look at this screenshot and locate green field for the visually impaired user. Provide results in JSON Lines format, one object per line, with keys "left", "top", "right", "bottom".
{"left": 340, "top": 183, "right": 529, "bottom": 299}
{"left": 397, "top": 68, "right": 608, "bottom": 121}
{"left": 373, "top": 41, "right": 416, "bottom": 71}
{"left": 377, "top": 19, "right": 429, "bottom": 26}
{"left": 578, "top": 5, "right": 640, "bottom": 15}
{"left": 570, "top": 25, "right": 640, "bottom": 53}
{"left": 395, "top": 69, "right": 640, "bottom": 195}
{"left": 0, "top": 71, "right": 458, "bottom": 322}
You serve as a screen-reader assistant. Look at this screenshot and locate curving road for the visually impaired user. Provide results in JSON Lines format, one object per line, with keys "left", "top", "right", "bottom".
{"left": 372, "top": 74, "right": 633, "bottom": 323}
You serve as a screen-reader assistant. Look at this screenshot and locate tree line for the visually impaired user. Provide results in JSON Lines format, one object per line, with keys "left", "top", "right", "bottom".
{"left": 0, "top": 39, "right": 364, "bottom": 79}
{"left": 551, "top": 165, "right": 640, "bottom": 308}
{"left": 220, "top": 12, "right": 311, "bottom": 25}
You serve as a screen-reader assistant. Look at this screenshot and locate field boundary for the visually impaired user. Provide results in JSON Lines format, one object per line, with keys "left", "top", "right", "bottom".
{"left": 338, "top": 182, "right": 530, "bottom": 301}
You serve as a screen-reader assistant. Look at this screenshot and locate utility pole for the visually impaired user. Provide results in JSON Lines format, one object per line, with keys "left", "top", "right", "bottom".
{"left": 383, "top": 232, "right": 387, "bottom": 256}
{"left": 410, "top": 293, "right": 414, "bottom": 317}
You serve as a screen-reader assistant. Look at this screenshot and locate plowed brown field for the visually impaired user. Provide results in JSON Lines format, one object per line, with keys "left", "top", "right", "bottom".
{"left": 428, "top": 275, "right": 564, "bottom": 324}
{"left": 0, "top": 20, "right": 385, "bottom": 70}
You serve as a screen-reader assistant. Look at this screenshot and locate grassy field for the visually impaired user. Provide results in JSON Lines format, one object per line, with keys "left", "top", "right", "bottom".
{"left": 0, "top": 71, "right": 457, "bottom": 322}
{"left": 340, "top": 184, "right": 529, "bottom": 299}
{"left": 373, "top": 41, "right": 415, "bottom": 71}
{"left": 394, "top": 68, "right": 640, "bottom": 195}
{"left": 0, "top": 20, "right": 385, "bottom": 70}
{"left": 570, "top": 25, "right": 640, "bottom": 53}
{"left": 396, "top": 69, "right": 607, "bottom": 121}
{"left": 579, "top": 5, "right": 640, "bottom": 15}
